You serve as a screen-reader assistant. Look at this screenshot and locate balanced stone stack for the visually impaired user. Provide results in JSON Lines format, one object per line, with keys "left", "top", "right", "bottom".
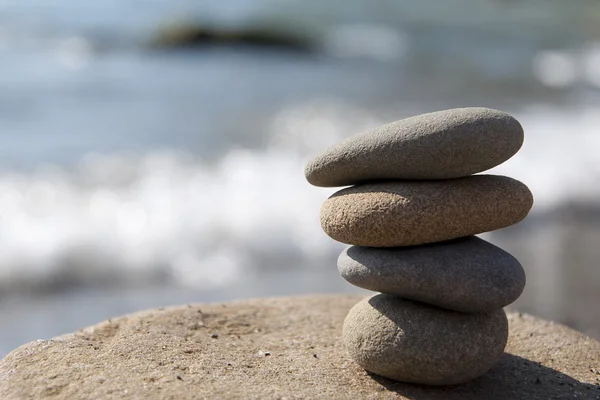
{"left": 305, "top": 108, "right": 534, "bottom": 386}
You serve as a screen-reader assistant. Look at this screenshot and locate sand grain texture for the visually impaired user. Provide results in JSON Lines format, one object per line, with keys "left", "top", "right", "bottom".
{"left": 0, "top": 295, "right": 599, "bottom": 399}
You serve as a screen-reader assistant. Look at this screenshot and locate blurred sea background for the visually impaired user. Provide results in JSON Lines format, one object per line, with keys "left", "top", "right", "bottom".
{"left": 1, "top": 0, "right": 600, "bottom": 357}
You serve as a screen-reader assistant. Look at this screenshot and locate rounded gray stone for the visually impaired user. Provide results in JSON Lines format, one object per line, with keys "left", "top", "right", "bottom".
{"left": 343, "top": 294, "right": 509, "bottom": 385}
{"left": 338, "top": 237, "right": 526, "bottom": 313}
{"left": 321, "top": 175, "right": 533, "bottom": 247}
{"left": 305, "top": 107, "right": 524, "bottom": 187}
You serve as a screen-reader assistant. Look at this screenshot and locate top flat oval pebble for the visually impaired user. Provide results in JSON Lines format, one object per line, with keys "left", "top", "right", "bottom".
{"left": 305, "top": 107, "right": 524, "bottom": 186}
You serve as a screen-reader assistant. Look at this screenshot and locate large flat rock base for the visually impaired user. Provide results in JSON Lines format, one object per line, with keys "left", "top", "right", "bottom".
{"left": 0, "top": 295, "right": 599, "bottom": 399}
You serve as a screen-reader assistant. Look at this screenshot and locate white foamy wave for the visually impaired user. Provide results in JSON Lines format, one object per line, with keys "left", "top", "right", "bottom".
{"left": 0, "top": 146, "right": 341, "bottom": 294}
{"left": 531, "top": 42, "right": 600, "bottom": 89}
{"left": 0, "top": 101, "right": 598, "bottom": 293}
{"left": 0, "top": 101, "right": 363, "bottom": 293}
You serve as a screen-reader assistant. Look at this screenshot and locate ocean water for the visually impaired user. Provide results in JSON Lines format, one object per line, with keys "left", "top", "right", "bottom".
{"left": 1, "top": 0, "right": 600, "bottom": 356}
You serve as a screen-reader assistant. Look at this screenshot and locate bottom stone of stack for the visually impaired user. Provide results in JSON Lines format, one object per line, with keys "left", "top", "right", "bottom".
{"left": 343, "top": 294, "right": 508, "bottom": 386}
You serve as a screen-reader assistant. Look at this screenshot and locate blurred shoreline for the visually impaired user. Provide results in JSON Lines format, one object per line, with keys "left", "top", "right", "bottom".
{"left": 1, "top": 0, "right": 599, "bottom": 358}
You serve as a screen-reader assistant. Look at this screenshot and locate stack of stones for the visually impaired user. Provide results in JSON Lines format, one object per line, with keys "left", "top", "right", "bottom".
{"left": 304, "top": 108, "right": 534, "bottom": 386}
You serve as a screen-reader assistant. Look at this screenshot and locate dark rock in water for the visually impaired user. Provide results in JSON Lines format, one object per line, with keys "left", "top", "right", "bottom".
{"left": 149, "top": 22, "right": 313, "bottom": 52}
{"left": 343, "top": 294, "right": 509, "bottom": 385}
{"left": 338, "top": 236, "right": 526, "bottom": 313}
{"left": 320, "top": 175, "right": 533, "bottom": 247}
{"left": 305, "top": 107, "right": 523, "bottom": 187}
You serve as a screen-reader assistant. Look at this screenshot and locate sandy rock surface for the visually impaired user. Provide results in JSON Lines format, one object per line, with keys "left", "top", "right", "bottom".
{"left": 1, "top": 295, "right": 599, "bottom": 400}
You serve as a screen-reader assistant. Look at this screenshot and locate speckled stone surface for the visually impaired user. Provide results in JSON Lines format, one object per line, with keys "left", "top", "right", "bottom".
{"left": 321, "top": 175, "right": 533, "bottom": 247}
{"left": 305, "top": 107, "right": 524, "bottom": 187}
{"left": 338, "top": 236, "right": 526, "bottom": 313}
{"left": 343, "top": 294, "right": 509, "bottom": 385}
{"left": 1, "top": 295, "right": 599, "bottom": 400}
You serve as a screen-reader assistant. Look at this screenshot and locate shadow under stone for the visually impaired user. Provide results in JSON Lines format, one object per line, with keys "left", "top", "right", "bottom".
{"left": 368, "top": 353, "right": 600, "bottom": 400}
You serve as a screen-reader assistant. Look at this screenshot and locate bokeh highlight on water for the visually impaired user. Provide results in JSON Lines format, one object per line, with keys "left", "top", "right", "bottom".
{"left": 0, "top": 0, "right": 599, "bottom": 356}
